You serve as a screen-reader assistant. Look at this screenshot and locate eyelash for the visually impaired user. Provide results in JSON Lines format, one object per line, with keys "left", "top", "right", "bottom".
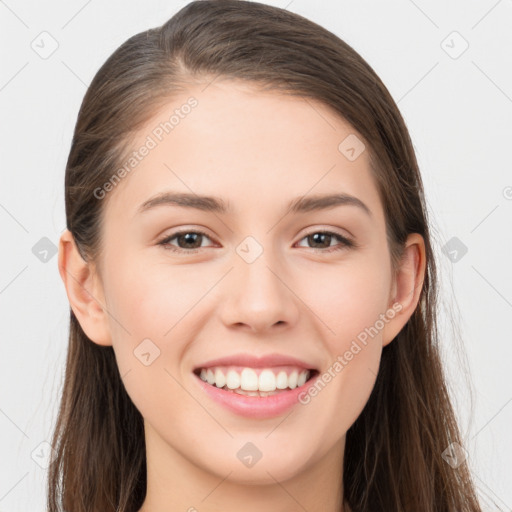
{"left": 157, "top": 229, "right": 356, "bottom": 254}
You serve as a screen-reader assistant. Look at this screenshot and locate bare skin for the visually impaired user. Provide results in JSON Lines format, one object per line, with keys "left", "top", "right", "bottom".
{"left": 59, "top": 79, "right": 425, "bottom": 512}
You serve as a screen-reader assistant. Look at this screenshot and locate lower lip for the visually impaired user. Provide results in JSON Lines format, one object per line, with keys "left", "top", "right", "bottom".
{"left": 193, "top": 372, "right": 319, "bottom": 419}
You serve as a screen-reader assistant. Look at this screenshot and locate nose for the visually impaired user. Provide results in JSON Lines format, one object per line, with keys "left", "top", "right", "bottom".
{"left": 219, "top": 246, "right": 300, "bottom": 334}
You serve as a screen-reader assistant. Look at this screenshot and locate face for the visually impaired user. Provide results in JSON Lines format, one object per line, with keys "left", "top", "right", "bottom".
{"left": 74, "top": 79, "right": 414, "bottom": 486}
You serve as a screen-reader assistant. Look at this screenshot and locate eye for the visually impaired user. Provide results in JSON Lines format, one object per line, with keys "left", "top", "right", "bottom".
{"left": 157, "top": 228, "right": 356, "bottom": 254}
{"left": 157, "top": 229, "right": 216, "bottom": 253}
{"left": 295, "top": 230, "right": 355, "bottom": 253}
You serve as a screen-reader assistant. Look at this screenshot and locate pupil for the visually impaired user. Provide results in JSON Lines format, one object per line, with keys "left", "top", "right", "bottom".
{"left": 181, "top": 233, "right": 201, "bottom": 248}
{"left": 310, "top": 233, "right": 330, "bottom": 248}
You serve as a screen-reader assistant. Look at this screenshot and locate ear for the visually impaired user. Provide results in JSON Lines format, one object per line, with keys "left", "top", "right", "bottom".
{"left": 58, "top": 229, "right": 112, "bottom": 346}
{"left": 382, "top": 233, "right": 426, "bottom": 347}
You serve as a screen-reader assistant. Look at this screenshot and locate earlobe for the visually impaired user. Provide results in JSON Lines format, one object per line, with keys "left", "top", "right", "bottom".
{"left": 58, "top": 229, "right": 112, "bottom": 346}
{"left": 382, "top": 233, "right": 426, "bottom": 347}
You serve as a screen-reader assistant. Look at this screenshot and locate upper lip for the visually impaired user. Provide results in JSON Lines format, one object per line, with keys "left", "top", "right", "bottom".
{"left": 193, "top": 353, "right": 318, "bottom": 372}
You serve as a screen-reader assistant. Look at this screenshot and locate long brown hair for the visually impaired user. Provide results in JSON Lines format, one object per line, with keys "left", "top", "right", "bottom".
{"left": 50, "top": 1, "right": 486, "bottom": 510}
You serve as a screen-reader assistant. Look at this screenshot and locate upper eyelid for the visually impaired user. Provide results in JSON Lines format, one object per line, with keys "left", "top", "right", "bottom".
{"left": 158, "top": 228, "right": 216, "bottom": 243}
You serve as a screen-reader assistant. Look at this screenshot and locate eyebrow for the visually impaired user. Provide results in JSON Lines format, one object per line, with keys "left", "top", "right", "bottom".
{"left": 137, "top": 191, "right": 372, "bottom": 217}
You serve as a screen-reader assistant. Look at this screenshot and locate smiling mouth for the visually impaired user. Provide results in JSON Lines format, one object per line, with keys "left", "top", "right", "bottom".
{"left": 193, "top": 367, "right": 319, "bottom": 397}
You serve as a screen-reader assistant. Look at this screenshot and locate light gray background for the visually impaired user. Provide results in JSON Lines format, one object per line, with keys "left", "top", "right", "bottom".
{"left": 1, "top": 0, "right": 511, "bottom": 510}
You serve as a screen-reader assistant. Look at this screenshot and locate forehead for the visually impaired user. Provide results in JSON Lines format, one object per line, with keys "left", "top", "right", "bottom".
{"left": 103, "top": 79, "right": 383, "bottom": 223}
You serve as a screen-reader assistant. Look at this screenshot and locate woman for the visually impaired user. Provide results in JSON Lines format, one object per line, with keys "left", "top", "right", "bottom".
{"left": 50, "top": 1, "right": 484, "bottom": 510}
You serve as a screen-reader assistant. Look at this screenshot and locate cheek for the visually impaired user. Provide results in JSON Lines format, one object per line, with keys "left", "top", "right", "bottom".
{"left": 103, "top": 256, "right": 221, "bottom": 392}
{"left": 105, "top": 253, "right": 205, "bottom": 337}
{"left": 300, "top": 255, "right": 392, "bottom": 346}
{"left": 102, "top": 260, "right": 205, "bottom": 423}
{"left": 294, "top": 254, "right": 391, "bottom": 434}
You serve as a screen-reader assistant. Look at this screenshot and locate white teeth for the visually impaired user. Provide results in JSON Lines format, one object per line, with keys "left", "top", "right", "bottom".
{"left": 198, "top": 367, "right": 311, "bottom": 392}
{"left": 205, "top": 369, "right": 215, "bottom": 385}
{"left": 214, "top": 368, "right": 226, "bottom": 388}
{"left": 276, "top": 371, "right": 288, "bottom": 389}
{"left": 297, "top": 371, "right": 307, "bottom": 387}
{"left": 234, "top": 389, "right": 259, "bottom": 396}
{"left": 258, "top": 369, "right": 276, "bottom": 392}
{"left": 240, "top": 368, "right": 259, "bottom": 391}
{"left": 226, "top": 370, "right": 241, "bottom": 390}
{"left": 288, "top": 370, "right": 298, "bottom": 389}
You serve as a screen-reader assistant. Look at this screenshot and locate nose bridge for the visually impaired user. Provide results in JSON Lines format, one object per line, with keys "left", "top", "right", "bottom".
{"left": 236, "top": 234, "right": 285, "bottom": 304}
{"left": 220, "top": 234, "right": 298, "bottom": 330}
